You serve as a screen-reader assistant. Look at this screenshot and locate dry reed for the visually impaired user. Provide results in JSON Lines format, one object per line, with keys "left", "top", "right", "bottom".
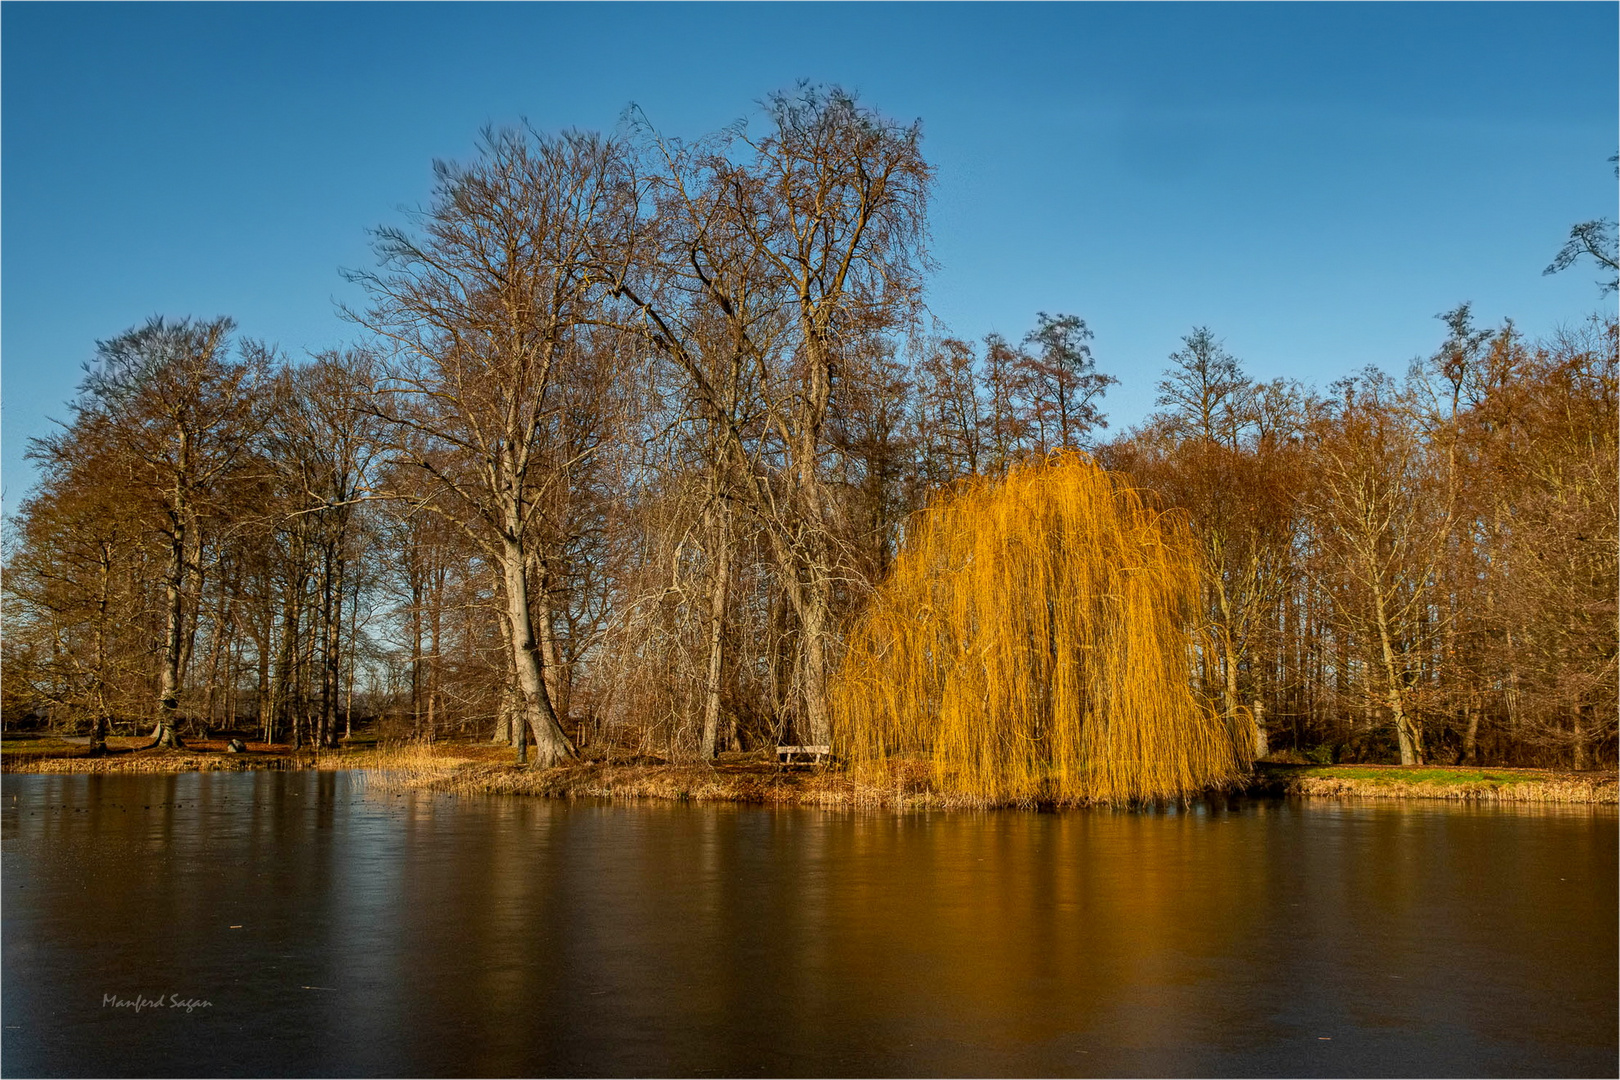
{"left": 10, "top": 735, "right": 1610, "bottom": 806}
{"left": 830, "top": 452, "right": 1245, "bottom": 805}
{"left": 1, "top": 738, "right": 374, "bottom": 774}
{"left": 1267, "top": 766, "right": 1618, "bottom": 804}
{"left": 367, "top": 741, "right": 1010, "bottom": 809}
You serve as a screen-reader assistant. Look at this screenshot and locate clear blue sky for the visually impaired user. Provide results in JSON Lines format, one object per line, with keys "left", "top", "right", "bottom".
{"left": 4, "top": 2, "right": 1614, "bottom": 508}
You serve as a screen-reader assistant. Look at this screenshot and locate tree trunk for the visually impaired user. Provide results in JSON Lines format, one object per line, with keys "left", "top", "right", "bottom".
{"left": 494, "top": 636, "right": 521, "bottom": 756}
{"left": 799, "top": 579, "right": 833, "bottom": 747}
{"left": 255, "top": 606, "right": 273, "bottom": 743}
{"left": 229, "top": 636, "right": 242, "bottom": 733}
{"left": 1462, "top": 695, "right": 1480, "bottom": 765}
{"left": 535, "top": 584, "right": 568, "bottom": 726}
{"left": 90, "top": 546, "right": 113, "bottom": 756}
{"left": 87, "top": 714, "right": 109, "bottom": 756}
{"left": 1371, "top": 579, "right": 1421, "bottom": 765}
{"left": 1211, "top": 570, "right": 1243, "bottom": 743}
{"left": 1573, "top": 704, "right": 1591, "bottom": 770}
{"left": 492, "top": 683, "right": 514, "bottom": 746}
{"left": 266, "top": 573, "right": 303, "bottom": 746}
{"left": 296, "top": 573, "right": 319, "bottom": 750}
{"left": 177, "top": 524, "right": 204, "bottom": 697}
{"left": 501, "top": 537, "right": 576, "bottom": 766}
{"left": 700, "top": 496, "right": 732, "bottom": 759}
{"left": 152, "top": 511, "right": 188, "bottom": 750}
{"left": 201, "top": 587, "right": 232, "bottom": 738}
{"left": 1221, "top": 624, "right": 1247, "bottom": 759}
{"left": 318, "top": 548, "right": 344, "bottom": 749}
{"left": 344, "top": 572, "right": 359, "bottom": 741}
{"left": 788, "top": 330, "right": 835, "bottom": 749}
{"left": 424, "top": 575, "right": 442, "bottom": 741}
{"left": 1253, "top": 697, "right": 1269, "bottom": 761}
{"left": 763, "top": 528, "right": 830, "bottom": 747}
{"left": 410, "top": 575, "right": 424, "bottom": 737}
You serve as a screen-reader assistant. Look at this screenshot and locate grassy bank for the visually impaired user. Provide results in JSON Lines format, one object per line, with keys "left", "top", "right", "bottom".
{"left": 367, "top": 749, "right": 1620, "bottom": 807}
{"left": 5, "top": 733, "right": 1615, "bottom": 805}
{"left": 1, "top": 732, "right": 373, "bottom": 773}
{"left": 367, "top": 743, "right": 1000, "bottom": 810}
{"left": 1254, "top": 762, "right": 1618, "bottom": 804}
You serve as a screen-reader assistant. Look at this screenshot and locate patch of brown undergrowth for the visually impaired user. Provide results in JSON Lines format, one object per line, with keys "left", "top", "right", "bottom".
{"left": 370, "top": 742, "right": 1108, "bottom": 809}
{"left": 1281, "top": 771, "right": 1617, "bottom": 804}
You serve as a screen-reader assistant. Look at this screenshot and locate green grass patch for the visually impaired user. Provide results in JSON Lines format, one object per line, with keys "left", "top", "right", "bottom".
{"left": 1, "top": 734, "right": 83, "bottom": 756}
{"left": 1295, "top": 766, "right": 1532, "bottom": 786}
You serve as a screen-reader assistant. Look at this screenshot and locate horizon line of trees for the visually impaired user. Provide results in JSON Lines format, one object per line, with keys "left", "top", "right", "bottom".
{"left": 5, "top": 86, "right": 1615, "bottom": 770}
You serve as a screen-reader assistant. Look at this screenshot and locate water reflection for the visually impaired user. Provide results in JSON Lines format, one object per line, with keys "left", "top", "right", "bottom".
{"left": 3, "top": 774, "right": 1614, "bottom": 1077}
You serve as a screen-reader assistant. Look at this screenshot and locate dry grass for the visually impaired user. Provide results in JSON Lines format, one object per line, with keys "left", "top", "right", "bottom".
{"left": 1256, "top": 763, "right": 1619, "bottom": 804}
{"left": 9, "top": 731, "right": 1612, "bottom": 807}
{"left": 366, "top": 746, "right": 1620, "bottom": 808}
{"left": 371, "top": 742, "right": 1055, "bottom": 809}
{"left": 1, "top": 734, "right": 373, "bottom": 774}
{"left": 830, "top": 453, "right": 1245, "bottom": 806}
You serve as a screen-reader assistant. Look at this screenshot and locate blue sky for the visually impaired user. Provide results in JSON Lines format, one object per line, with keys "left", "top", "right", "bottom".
{"left": 4, "top": 2, "right": 1615, "bottom": 508}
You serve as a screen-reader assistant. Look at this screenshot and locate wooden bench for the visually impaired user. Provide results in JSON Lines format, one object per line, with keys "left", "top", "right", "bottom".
{"left": 776, "top": 744, "right": 831, "bottom": 769}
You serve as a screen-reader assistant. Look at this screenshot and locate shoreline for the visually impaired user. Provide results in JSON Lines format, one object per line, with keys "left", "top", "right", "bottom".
{"left": 4, "top": 736, "right": 1615, "bottom": 806}
{"left": 1247, "top": 762, "right": 1617, "bottom": 805}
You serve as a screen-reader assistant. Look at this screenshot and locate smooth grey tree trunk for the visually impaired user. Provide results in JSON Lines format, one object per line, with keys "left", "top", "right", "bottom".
{"left": 501, "top": 537, "right": 575, "bottom": 766}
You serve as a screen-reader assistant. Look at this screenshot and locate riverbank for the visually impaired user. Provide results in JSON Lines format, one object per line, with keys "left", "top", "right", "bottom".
{"left": 368, "top": 742, "right": 995, "bottom": 809}
{"left": 0, "top": 733, "right": 372, "bottom": 773}
{"left": 370, "top": 750, "right": 1619, "bottom": 807}
{"left": 0, "top": 736, "right": 980, "bottom": 807}
{"left": 1252, "top": 762, "right": 1617, "bottom": 804}
{"left": 6, "top": 733, "right": 1614, "bottom": 805}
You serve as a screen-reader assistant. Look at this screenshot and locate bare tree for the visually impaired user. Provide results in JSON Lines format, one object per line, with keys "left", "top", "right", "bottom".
{"left": 1543, "top": 154, "right": 1618, "bottom": 295}
{"left": 1019, "top": 312, "right": 1115, "bottom": 452}
{"left": 1306, "top": 369, "right": 1451, "bottom": 765}
{"left": 913, "top": 337, "right": 983, "bottom": 487}
{"left": 267, "top": 351, "right": 386, "bottom": 746}
{"left": 350, "top": 127, "right": 635, "bottom": 765}
{"left": 700, "top": 85, "right": 932, "bottom": 747}
{"left": 11, "top": 417, "right": 153, "bottom": 751}
{"left": 71, "top": 317, "right": 268, "bottom": 748}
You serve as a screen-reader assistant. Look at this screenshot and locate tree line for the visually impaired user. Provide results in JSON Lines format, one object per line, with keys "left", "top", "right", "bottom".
{"left": 5, "top": 86, "right": 1614, "bottom": 769}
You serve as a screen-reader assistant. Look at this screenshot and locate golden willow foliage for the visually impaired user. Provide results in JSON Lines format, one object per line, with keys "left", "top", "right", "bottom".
{"left": 830, "top": 453, "right": 1244, "bottom": 805}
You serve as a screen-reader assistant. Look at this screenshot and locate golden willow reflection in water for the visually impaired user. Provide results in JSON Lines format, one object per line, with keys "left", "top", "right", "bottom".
{"left": 2, "top": 771, "right": 1615, "bottom": 1077}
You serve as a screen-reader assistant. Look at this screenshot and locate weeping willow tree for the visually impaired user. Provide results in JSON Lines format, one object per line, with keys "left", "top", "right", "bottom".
{"left": 830, "top": 453, "right": 1245, "bottom": 804}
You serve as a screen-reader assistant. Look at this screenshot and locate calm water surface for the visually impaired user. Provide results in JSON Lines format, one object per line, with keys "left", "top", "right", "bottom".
{"left": 2, "top": 771, "right": 1614, "bottom": 1078}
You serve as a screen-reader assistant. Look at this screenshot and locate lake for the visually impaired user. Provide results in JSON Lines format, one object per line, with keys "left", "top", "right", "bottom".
{"left": 2, "top": 771, "right": 1614, "bottom": 1077}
